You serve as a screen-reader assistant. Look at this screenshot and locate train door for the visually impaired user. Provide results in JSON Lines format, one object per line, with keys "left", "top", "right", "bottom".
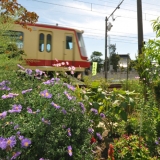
{"left": 38, "top": 31, "right": 52, "bottom": 66}
{"left": 64, "top": 34, "right": 74, "bottom": 65}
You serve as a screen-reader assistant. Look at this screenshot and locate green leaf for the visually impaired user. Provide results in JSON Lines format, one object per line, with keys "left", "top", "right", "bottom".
{"left": 120, "top": 110, "right": 127, "bottom": 121}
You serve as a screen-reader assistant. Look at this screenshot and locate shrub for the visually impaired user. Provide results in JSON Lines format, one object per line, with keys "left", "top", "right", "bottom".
{"left": 0, "top": 64, "right": 95, "bottom": 160}
{"left": 113, "top": 134, "right": 151, "bottom": 160}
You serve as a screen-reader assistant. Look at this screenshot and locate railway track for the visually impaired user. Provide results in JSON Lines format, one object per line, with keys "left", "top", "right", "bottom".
{"left": 67, "top": 75, "right": 122, "bottom": 89}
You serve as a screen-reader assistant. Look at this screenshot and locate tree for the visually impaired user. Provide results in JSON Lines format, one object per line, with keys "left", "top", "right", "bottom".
{"left": 0, "top": 0, "right": 39, "bottom": 53}
{"left": 109, "top": 44, "right": 116, "bottom": 56}
{"left": 110, "top": 53, "right": 120, "bottom": 72}
{"left": 90, "top": 51, "right": 104, "bottom": 73}
{"left": 0, "top": 0, "right": 39, "bottom": 30}
{"left": 109, "top": 44, "right": 120, "bottom": 72}
{"left": 129, "top": 60, "right": 138, "bottom": 71}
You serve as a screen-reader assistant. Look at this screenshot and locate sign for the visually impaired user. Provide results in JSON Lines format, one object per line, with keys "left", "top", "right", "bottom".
{"left": 92, "top": 62, "right": 97, "bottom": 76}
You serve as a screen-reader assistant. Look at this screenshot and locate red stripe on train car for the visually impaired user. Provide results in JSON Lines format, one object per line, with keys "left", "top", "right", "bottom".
{"left": 26, "top": 59, "right": 90, "bottom": 68}
{"left": 26, "top": 23, "right": 88, "bottom": 61}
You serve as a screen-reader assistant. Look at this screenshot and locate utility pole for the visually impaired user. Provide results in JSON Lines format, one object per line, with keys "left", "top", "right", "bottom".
{"left": 104, "top": 0, "right": 124, "bottom": 80}
{"left": 137, "top": 0, "right": 143, "bottom": 55}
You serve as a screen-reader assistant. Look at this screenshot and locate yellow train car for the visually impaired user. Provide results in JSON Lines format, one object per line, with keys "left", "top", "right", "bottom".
{"left": 12, "top": 23, "right": 90, "bottom": 74}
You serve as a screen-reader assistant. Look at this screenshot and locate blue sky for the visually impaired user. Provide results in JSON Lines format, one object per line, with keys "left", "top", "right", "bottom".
{"left": 18, "top": 0, "right": 160, "bottom": 60}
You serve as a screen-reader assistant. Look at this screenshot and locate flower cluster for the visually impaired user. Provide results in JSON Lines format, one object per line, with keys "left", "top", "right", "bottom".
{"left": 40, "top": 89, "right": 52, "bottom": 98}
{"left": 68, "top": 66, "right": 75, "bottom": 74}
{"left": 78, "top": 102, "right": 86, "bottom": 113}
{"left": 0, "top": 80, "right": 11, "bottom": 90}
{"left": 2, "top": 93, "right": 19, "bottom": 99}
{"left": 0, "top": 111, "right": 7, "bottom": 119}
{"left": 67, "top": 128, "right": 71, "bottom": 137}
{"left": 0, "top": 135, "right": 31, "bottom": 150}
{"left": 22, "top": 88, "right": 32, "bottom": 94}
{"left": 43, "top": 78, "right": 60, "bottom": 85}
{"left": 113, "top": 134, "right": 150, "bottom": 159}
{"left": 52, "top": 60, "right": 69, "bottom": 67}
{"left": 11, "top": 151, "right": 21, "bottom": 160}
{"left": 8, "top": 104, "right": 22, "bottom": 113}
{"left": 42, "top": 118, "right": 51, "bottom": 125}
{"left": 27, "top": 107, "right": 40, "bottom": 114}
{"left": 90, "top": 108, "right": 98, "bottom": 115}
{"left": 64, "top": 91, "right": 75, "bottom": 100}
{"left": 51, "top": 102, "right": 61, "bottom": 109}
{"left": 68, "top": 146, "right": 72, "bottom": 156}
{"left": 63, "top": 83, "right": 75, "bottom": 91}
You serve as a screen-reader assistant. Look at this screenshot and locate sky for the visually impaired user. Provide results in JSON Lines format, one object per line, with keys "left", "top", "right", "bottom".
{"left": 18, "top": 0, "right": 160, "bottom": 60}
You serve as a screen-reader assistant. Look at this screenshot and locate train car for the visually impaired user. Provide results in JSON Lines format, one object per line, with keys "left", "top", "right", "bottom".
{"left": 12, "top": 23, "right": 90, "bottom": 77}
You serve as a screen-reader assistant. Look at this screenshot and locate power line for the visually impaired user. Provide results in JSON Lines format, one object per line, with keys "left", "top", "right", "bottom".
{"left": 30, "top": 0, "right": 158, "bottom": 21}
{"left": 38, "top": 21, "right": 156, "bottom": 40}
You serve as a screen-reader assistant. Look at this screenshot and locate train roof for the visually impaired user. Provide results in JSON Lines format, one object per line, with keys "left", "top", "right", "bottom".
{"left": 23, "top": 23, "right": 84, "bottom": 34}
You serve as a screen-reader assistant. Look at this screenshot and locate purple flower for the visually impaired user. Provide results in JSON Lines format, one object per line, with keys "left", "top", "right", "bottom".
{"left": 40, "top": 90, "right": 52, "bottom": 98}
{"left": 35, "top": 69, "right": 44, "bottom": 76}
{"left": 64, "top": 91, "right": 75, "bottom": 100}
{"left": 0, "top": 137, "right": 7, "bottom": 150}
{"left": 6, "top": 136, "right": 16, "bottom": 148}
{"left": 17, "top": 131, "right": 21, "bottom": 135}
{"left": 0, "top": 86, "right": 11, "bottom": 91}
{"left": 43, "top": 80, "right": 53, "bottom": 85}
{"left": 0, "top": 80, "right": 10, "bottom": 86}
{"left": 100, "top": 113, "right": 105, "bottom": 118}
{"left": 22, "top": 88, "right": 32, "bottom": 94}
{"left": 2, "top": 93, "right": 19, "bottom": 99}
{"left": 68, "top": 145, "right": 72, "bottom": 156}
{"left": 62, "top": 109, "right": 67, "bottom": 114}
{"left": 19, "top": 136, "right": 24, "bottom": 141}
{"left": 51, "top": 102, "right": 61, "bottom": 109}
{"left": 42, "top": 118, "right": 51, "bottom": 125}
{"left": 96, "top": 133, "right": 102, "bottom": 140}
{"left": 79, "top": 102, "right": 86, "bottom": 113}
{"left": 39, "top": 158, "right": 45, "bottom": 160}
{"left": 27, "top": 107, "right": 33, "bottom": 113}
{"left": 91, "top": 108, "right": 98, "bottom": 115}
{"left": 155, "top": 140, "right": 159, "bottom": 145}
{"left": 88, "top": 128, "right": 94, "bottom": 134}
{"left": 0, "top": 111, "right": 7, "bottom": 119}
{"left": 8, "top": 104, "right": 22, "bottom": 113}
{"left": 21, "top": 138, "right": 31, "bottom": 148}
{"left": 67, "top": 128, "right": 71, "bottom": 137}
{"left": 63, "top": 84, "right": 75, "bottom": 91}
{"left": 14, "top": 124, "right": 19, "bottom": 130}
{"left": 25, "top": 69, "right": 32, "bottom": 75}
{"left": 11, "top": 151, "right": 21, "bottom": 160}
{"left": 17, "top": 64, "right": 25, "bottom": 70}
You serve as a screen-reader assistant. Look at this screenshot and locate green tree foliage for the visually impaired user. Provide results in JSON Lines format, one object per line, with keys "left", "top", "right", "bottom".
{"left": 128, "top": 60, "right": 137, "bottom": 71}
{"left": 0, "top": 16, "right": 14, "bottom": 53}
{"left": 90, "top": 51, "right": 104, "bottom": 72}
{"left": 109, "top": 44, "right": 120, "bottom": 72}
{"left": 110, "top": 53, "right": 120, "bottom": 72}
{"left": 109, "top": 44, "right": 116, "bottom": 55}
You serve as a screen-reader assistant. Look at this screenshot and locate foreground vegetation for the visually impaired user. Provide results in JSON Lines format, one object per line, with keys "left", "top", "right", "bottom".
{"left": 1, "top": 1, "right": 160, "bottom": 158}
{"left": 0, "top": 51, "right": 160, "bottom": 159}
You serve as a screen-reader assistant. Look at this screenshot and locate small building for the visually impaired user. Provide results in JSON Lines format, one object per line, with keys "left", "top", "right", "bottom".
{"left": 118, "top": 54, "right": 131, "bottom": 68}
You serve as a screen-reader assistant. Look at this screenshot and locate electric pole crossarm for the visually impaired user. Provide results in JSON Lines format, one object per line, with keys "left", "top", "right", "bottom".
{"left": 107, "top": 0, "right": 124, "bottom": 20}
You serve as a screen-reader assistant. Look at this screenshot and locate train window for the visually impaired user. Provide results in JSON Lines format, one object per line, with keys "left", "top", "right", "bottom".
{"left": 77, "top": 32, "right": 87, "bottom": 57}
{"left": 3, "top": 31, "right": 24, "bottom": 49}
{"left": 66, "top": 36, "right": 73, "bottom": 50}
{"left": 46, "top": 34, "right": 52, "bottom": 52}
{"left": 39, "top": 33, "right": 44, "bottom": 52}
